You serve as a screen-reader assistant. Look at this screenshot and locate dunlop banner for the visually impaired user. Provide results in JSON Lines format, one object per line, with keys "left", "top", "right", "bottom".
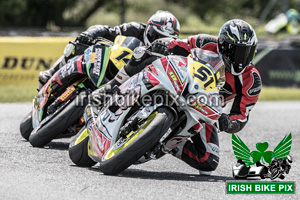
{"left": 0, "top": 37, "right": 75, "bottom": 84}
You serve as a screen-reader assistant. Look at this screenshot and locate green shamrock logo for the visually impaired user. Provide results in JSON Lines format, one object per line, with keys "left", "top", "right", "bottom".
{"left": 251, "top": 142, "right": 273, "bottom": 164}
{"left": 232, "top": 133, "right": 292, "bottom": 166}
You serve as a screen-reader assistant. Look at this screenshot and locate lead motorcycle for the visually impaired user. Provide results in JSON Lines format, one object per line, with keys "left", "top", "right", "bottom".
{"left": 69, "top": 48, "right": 225, "bottom": 174}
{"left": 19, "top": 36, "right": 143, "bottom": 147}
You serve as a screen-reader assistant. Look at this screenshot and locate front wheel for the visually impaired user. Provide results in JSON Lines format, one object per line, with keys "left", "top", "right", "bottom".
{"left": 29, "top": 91, "right": 88, "bottom": 147}
{"left": 69, "top": 128, "right": 96, "bottom": 167}
{"left": 99, "top": 107, "right": 174, "bottom": 175}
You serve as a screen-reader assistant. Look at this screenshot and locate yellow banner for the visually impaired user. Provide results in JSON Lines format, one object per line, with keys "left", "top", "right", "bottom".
{"left": 0, "top": 37, "right": 75, "bottom": 84}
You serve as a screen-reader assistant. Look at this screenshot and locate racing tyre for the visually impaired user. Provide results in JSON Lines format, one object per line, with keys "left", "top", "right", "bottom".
{"left": 69, "top": 128, "right": 96, "bottom": 167}
{"left": 29, "top": 92, "right": 88, "bottom": 147}
{"left": 99, "top": 107, "right": 174, "bottom": 175}
{"left": 20, "top": 111, "right": 33, "bottom": 141}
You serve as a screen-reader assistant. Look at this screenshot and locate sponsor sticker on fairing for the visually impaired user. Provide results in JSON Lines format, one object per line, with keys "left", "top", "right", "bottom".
{"left": 93, "top": 48, "right": 102, "bottom": 77}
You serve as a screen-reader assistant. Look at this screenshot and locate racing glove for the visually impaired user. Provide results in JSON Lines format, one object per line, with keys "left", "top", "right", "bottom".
{"left": 218, "top": 113, "right": 248, "bottom": 133}
{"left": 218, "top": 113, "right": 233, "bottom": 132}
{"left": 151, "top": 38, "right": 172, "bottom": 56}
{"left": 76, "top": 32, "right": 94, "bottom": 45}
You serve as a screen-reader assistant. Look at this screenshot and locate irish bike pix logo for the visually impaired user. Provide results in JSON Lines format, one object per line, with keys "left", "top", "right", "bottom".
{"left": 231, "top": 133, "right": 293, "bottom": 180}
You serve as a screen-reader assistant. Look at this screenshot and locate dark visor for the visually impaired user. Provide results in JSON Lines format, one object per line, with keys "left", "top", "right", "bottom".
{"left": 147, "top": 26, "right": 164, "bottom": 43}
{"left": 230, "top": 43, "right": 256, "bottom": 72}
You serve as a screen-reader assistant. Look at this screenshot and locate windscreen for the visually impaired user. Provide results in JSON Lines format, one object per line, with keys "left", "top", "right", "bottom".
{"left": 190, "top": 48, "right": 225, "bottom": 88}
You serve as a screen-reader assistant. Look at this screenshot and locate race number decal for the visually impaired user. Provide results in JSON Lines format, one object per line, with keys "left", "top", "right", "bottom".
{"left": 191, "top": 62, "right": 215, "bottom": 88}
{"left": 110, "top": 47, "right": 133, "bottom": 70}
{"left": 115, "top": 51, "right": 131, "bottom": 64}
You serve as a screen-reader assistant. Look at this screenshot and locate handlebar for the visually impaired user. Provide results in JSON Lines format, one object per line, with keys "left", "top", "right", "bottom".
{"left": 71, "top": 36, "right": 114, "bottom": 48}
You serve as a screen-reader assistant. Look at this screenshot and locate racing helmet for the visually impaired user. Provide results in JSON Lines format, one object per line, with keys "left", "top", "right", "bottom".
{"left": 143, "top": 10, "right": 180, "bottom": 46}
{"left": 217, "top": 19, "right": 257, "bottom": 75}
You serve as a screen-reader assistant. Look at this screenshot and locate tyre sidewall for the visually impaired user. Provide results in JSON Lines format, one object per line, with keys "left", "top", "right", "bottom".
{"left": 20, "top": 111, "right": 33, "bottom": 141}
{"left": 99, "top": 107, "right": 174, "bottom": 175}
{"left": 69, "top": 135, "right": 96, "bottom": 167}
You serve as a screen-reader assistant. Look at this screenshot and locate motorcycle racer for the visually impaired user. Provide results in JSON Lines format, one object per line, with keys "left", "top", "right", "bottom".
{"left": 38, "top": 10, "right": 180, "bottom": 84}
{"left": 167, "top": 19, "right": 261, "bottom": 175}
{"left": 97, "top": 19, "right": 261, "bottom": 175}
{"left": 167, "top": 19, "right": 261, "bottom": 133}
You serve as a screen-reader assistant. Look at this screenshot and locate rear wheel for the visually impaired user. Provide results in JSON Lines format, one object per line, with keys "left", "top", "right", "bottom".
{"left": 69, "top": 128, "right": 96, "bottom": 167}
{"left": 99, "top": 107, "right": 174, "bottom": 175}
{"left": 20, "top": 111, "right": 33, "bottom": 141}
{"left": 29, "top": 92, "right": 88, "bottom": 147}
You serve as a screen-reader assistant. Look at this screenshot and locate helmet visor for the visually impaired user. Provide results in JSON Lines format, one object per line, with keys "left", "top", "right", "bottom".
{"left": 230, "top": 44, "right": 257, "bottom": 73}
{"left": 146, "top": 25, "right": 164, "bottom": 43}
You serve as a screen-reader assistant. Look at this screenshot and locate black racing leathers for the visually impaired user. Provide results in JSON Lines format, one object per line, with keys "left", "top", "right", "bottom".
{"left": 81, "top": 22, "right": 146, "bottom": 43}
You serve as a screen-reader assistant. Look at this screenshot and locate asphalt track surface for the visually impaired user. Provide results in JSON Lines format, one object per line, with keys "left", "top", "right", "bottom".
{"left": 0, "top": 101, "right": 299, "bottom": 200}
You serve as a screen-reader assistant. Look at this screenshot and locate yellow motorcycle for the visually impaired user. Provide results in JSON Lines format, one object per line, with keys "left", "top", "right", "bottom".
{"left": 20, "top": 36, "right": 142, "bottom": 147}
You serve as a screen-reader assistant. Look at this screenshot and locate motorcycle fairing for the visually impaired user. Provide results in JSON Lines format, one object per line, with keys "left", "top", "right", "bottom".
{"left": 84, "top": 105, "right": 112, "bottom": 160}
{"left": 142, "top": 67, "right": 160, "bottom": 90}
{"left": 56, "top": 85, "right": 76, "bottom": 103}
{"left": 159, "top": 56, "right": 188, "bottom": 95}
{"left": 145, "top": 56, "right": 221, "bottom": 125}
{"left": 184, "top": 56, "right": 222, "bottom": 125}
{"left": 187, "top": 58, "right": 218, "bottom": 93}
{"left": 110, "top": 36, "right": 143, "bottom": 71}
{"left": 87, "top": 70, "right": 158, "bottom": 161}
{"left": 88, "top": 107, "right": 132, "bottom": 162}
{"left": 188, "top": 95, "right": 222, "bottom": 122}
{"left": 33, "top": 45, "right": 111, "bottom": 127}
{"left": 84, "top": 45, "right": 111, "bottom": 87}
{"left": 89, "top": 122, "right": 112, "bottom": 159}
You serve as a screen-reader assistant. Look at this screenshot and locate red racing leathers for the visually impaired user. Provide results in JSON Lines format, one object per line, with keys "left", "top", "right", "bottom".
{"left": 168, "top": 34, "right": 262, "bottom": 132}
{"left": 168, "top": 34, "right": 262, "bottom": 172}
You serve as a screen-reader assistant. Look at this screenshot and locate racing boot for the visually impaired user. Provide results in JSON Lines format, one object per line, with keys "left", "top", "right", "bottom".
{"left": 38, "top": 41, "right": 83, "bottom": 87}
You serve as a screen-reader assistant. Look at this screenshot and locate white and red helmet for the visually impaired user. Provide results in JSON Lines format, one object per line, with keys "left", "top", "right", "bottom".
{"left": 143, "top": 10, "right": 180, "bottom": 46}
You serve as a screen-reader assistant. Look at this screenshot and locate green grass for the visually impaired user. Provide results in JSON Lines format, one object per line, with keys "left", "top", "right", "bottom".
{"left": 0, "top": 84, "right": 299, "bottom": 103}
{"left": 259, "top": 87, "right": 300, "bottom": 101}
{"left": 0, "top": 83, "right": 38, "bottom": 103}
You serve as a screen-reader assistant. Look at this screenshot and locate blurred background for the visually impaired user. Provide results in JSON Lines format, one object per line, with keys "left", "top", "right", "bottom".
{"left": 0, "top": 0, "right": 300, "bottom": 102}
